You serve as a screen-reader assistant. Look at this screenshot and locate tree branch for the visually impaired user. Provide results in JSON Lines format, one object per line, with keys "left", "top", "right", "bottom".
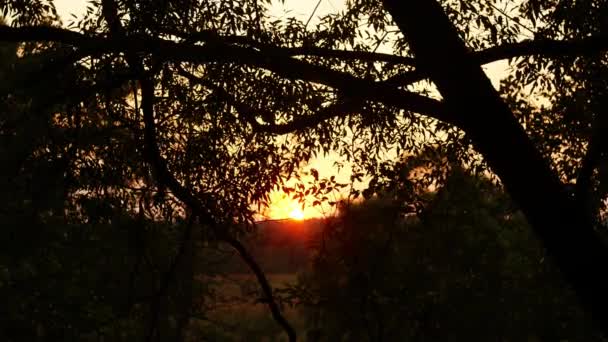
{"left": 0, "top": 24, "right": 448, "bottom": 127}
{"left": 177, "top": 66, "right": 362, "bottom": 135}
{"left": 2, "top": 24, "right": 607, "bottom": 70}
{"left": 138, "top": 75, "right": 297, "bottom": 342}
{"left": 97, "top": 4, "right": 297, "bottom": 339}
{"left": 5, "top": 24, "right": 608, "bottom": 160}
{"left": 253, "top": 100, "right": 361, "bottom": 135}
{"left": 384, "top": 35, "right": 608, "bottom": 87}
{"left": 162, "top": 28, "right": 417, "bottom": 65}
{"left": 475, "top": 34, "right": 608, "bottom": 63}
{"left": 4, "top": 25, "right": 604, "bottom": 124}
{"left": 382, "top": 0, "right": 608, "bottom": 333}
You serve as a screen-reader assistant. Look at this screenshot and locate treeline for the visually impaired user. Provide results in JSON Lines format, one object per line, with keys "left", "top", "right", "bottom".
{"left": 286, "top": 165, "right": 605, "bottom": 341}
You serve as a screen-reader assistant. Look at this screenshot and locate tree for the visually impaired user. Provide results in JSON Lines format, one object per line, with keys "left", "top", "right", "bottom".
{"left": 0, "top": 35, "right": 226, "bottom": 341}
{"left": 294, "top": 159, "right": 604, "bottom": 341}
{"left": 1, "top": 0, "right": 608, "bottom": 339}
{"left": 382, "top": 1, "right": 608, "bottom": 331}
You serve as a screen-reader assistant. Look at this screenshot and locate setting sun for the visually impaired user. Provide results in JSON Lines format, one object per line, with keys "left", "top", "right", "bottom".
{"left": 263, "top": 191, "right": 320, "bottom": 221}
{"left": 289, "top": 208, "right": 305, "bottom": 220}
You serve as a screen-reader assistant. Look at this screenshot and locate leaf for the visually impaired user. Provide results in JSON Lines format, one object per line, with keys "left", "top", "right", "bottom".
{"left": 310, "top": 168, "right": 319, "bottom": 181}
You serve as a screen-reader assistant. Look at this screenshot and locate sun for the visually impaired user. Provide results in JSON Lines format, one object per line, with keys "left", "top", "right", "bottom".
{"left": 289, "top": 208, "right": 305, "bottom": 220}
{"left": 264, "top": 191, "right": 318, "bottom": 220}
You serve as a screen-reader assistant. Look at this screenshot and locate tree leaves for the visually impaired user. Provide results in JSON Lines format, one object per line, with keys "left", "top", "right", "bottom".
{"left": 2, "top": 0, "right": 608, "bottom": 339}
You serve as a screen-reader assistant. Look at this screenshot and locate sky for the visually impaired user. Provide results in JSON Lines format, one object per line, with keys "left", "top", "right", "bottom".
{"left": 53, "top": 0, "right": 344, "bottom": 25}
{"left": 50, "top": 0, "right": 509, "bottom": 220}
{"left": 53, "top": 0, "right": 85, "bottom": 20}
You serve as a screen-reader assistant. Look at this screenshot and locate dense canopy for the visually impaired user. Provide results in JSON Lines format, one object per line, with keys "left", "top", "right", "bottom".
{"left": 2, "top": 0, "right": 608, "bottom": 340}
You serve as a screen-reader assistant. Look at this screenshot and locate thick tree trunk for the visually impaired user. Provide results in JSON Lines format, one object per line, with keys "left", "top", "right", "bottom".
{"left": 382, "top": 0, "right": 608, "bottom": 331}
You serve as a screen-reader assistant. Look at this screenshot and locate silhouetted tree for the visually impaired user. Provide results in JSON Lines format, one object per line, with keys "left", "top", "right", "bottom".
{"left": 1, "top": 0, "right": 608, "bottom": 339}
{"left": 294, "top": 154, "right": 605, "bottom": 341}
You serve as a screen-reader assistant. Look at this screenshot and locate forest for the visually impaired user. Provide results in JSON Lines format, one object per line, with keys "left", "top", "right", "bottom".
{"left": 1, "top": 0, "right": 608, "bottom": 341}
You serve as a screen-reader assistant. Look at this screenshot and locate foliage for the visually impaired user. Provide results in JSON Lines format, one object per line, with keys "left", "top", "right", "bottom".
{"left": 498, "top": 0, "right": 608, "bottom": 226}
{"left": 1, "top": 0, "right": 608, "bottom": 340}
{"left": 0, "top": 37, "right": 218, "bottom": 341}
{"left": 294, "top": 161, "right": 603, "bottom": 341}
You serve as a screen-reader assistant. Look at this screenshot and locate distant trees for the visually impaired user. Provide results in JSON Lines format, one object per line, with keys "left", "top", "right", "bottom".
{"left": 295, "top": 158, "right": 603, "bottom": 341}
{"left": 1, "top": 0, "right": 608, "bottom": 339}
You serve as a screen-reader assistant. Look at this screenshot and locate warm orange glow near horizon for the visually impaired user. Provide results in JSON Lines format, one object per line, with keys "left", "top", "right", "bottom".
{"left": 289, "top": 208, "right": 305, "bottom": 220}
{"left": 263, "top": 191, "right": 323, "bottom": 221}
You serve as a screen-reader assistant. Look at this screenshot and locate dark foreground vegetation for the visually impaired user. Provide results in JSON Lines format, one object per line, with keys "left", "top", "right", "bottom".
{"left": 2, "top": 0, "right": 608, "bottom": 340}
{"left": 202, "top": 161, "right": 604, "bottom": 341}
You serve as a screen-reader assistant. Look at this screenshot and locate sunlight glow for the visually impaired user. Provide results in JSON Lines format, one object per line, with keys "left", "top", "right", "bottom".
{"left": 289, "top": 208, "right": 305, "bottom": 221}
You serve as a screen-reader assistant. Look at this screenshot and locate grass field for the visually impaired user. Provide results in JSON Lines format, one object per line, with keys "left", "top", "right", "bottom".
{"left": 187, "top": 220, "right": 321, "bottom": 340}
{"left": 188, "top": 273, "right": 309, "bottom": 341}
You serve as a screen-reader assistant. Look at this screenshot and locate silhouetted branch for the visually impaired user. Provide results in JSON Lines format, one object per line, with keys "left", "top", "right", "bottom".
{"left": 384, "top": 35, "right": 608, "bottom": 86}
{"left": 382, "top": 0, "right": 608, "bottom": 333}
{"left": 162, "top": 28, "right": 416, "bottom": 65}
{"left": 0, "top": 24, "right": 448, "bottom": 123}
{"left": 3, "top": 25, "right": 607, "bottom": 88}
{"left": 138, "top": 75, "right": 298, "bottom": 342}
{"left": 162, "top": 27, "right": 608, "bottom": 66}
{"left": 100, "top": 0, "right": 124, "bottom": 35}
{"left": 382, "top": 70, "right": 426, "bottom": 87}
{"left": 251, "top": 100, "right": 361, "bottom": 135}
{"left": 176, "top": 66, "right": 362, "bottom": 134}
{"left": 475, "top": 35, "right": 608, "bottom": 63}
{"left": 4, "top": 25, "right": 605, "bottom": 125}
{"left": 97, "top": 4, "right": 297, "bottom": 339}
